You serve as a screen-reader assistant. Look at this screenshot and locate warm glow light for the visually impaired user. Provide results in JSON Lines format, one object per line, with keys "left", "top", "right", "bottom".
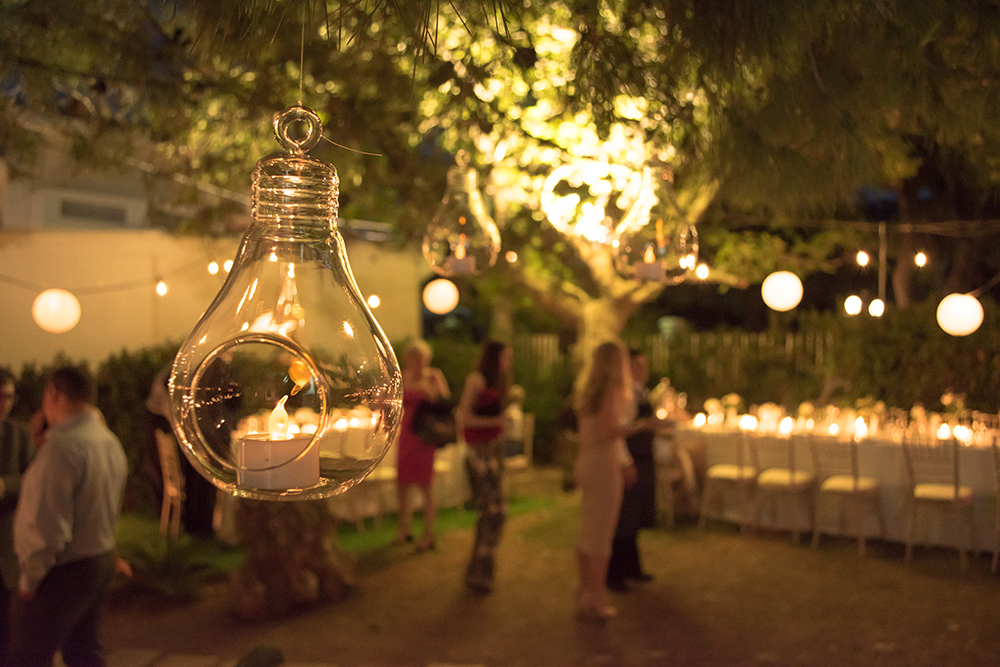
{"left": 422, "top": 278, "right": 460, "bottom": 315}
{"left": 224, "top": 260, "right": 233, "bottom": 272}
{"left": 936, "top": 293, "right": 984, "bottom": 336}
{"left": 739, "top": 414, "right": 759, "bottom": 431}
{"left": 936, "top": 423, "right": 951, "bottom": 440}
{"left": 268, "top": 396, "right": 290, "bottom": 438}
{"left": 32, "top": 289, "right": 81, "bottom": 333}
{"left": 156, "top": 280, "right": 168, "bottom": 296}
{"left": 829, "top": 423, "right": 840, "bottom": 436}
{"left": 761, "top": 271, "right": 803, "bottom": 312}
{"left": 868, "top": 298, "right": 884, "bottom": 317}
{"left": 208, "top": 261, "right": 219, "bottom": 275}
{"left": 505, "top": 251, "right": 518, "bottom": 263}
{"left": 953, "top": 424, "right": 972, "bottom": 444}
{"left": 693, "top": 413, "right": 707, "bottom": 428}
{"left": 844, "top": 295, "right": 863, "bottom": 316}
{"left": 856, "top": 250, "right": 870, "bottom": 267}
{"left": 696, "top": 263, "right": 709, "bottom": 280}
{"left": 914, "top": 252, "right": 927, "bottom": 267}
{"left": 367, "top": 294, "right": 381, "bottom": 309}
{"left": 779, "top": 417, "right": 794, "bottom": 435}
{"left": 854, "top": 417, "right": 868, "bottom": 440}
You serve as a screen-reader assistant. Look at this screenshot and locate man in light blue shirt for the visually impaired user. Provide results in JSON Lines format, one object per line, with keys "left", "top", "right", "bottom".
{"left": 10, "top": 367, "right": 127, "bottom": 667}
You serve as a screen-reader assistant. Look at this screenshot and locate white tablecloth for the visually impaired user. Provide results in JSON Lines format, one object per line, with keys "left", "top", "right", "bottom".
{"left": 673, "top": 429, "right": 997, "bottom": 551}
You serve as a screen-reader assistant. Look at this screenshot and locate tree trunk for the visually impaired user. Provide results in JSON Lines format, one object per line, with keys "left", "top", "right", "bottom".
{"left": 230, "top": 499, "right": 355, "bottom": 621}
{"left": 579, "top": 295, "right": 639, "bottom": 361}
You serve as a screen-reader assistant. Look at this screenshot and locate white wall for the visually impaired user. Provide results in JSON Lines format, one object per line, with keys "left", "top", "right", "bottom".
{"left": 0, "top": 229, "right": 425, "bottom": 370}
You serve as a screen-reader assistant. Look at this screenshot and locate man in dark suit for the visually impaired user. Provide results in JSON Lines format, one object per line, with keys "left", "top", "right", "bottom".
{"left": 0, "top": 369, "right": 34, "bottom": 661}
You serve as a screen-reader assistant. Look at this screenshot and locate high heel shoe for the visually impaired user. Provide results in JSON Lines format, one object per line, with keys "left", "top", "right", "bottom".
{"left": 577, "top": 604, "right": 617, "bottom": 622}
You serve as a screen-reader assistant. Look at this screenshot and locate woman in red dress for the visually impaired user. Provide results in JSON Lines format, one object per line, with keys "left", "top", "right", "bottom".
{"left": 395, "top": 340, "right": 450, "bottom": 552}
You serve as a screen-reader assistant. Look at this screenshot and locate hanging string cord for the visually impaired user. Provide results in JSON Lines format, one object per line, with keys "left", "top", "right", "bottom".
{"left": 970, "top": 269, "right": 1000, "bottom": 298}
{"left": 299, "top": 1, "right": 306, "bottom": 106}
{"left": 0, "top": 257, "right": 211, "bottom": 296}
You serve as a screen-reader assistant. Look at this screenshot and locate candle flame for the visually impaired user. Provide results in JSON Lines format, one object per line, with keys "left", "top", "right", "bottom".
{"left": 455, "top": 233, "right": 467, "bottom": 260}
{"left": 643, "top": 244, "right": 656, "bottom": 264}
{"left": 269, "top": 395, "right": 290, "bottom": 438}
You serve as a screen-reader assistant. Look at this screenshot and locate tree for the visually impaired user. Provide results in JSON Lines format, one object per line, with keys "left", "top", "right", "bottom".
{"left": 4, "top": 0, "right": 1000, "bottom": 346}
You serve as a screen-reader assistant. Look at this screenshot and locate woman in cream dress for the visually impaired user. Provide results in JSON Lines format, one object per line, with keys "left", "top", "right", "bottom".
{"left": 574, "top": 341, "right": 635, "bottom": 620}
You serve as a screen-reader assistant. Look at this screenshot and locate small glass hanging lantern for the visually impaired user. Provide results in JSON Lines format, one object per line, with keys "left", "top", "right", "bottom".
{"left": 422, "top": 151, "right": 501, "bottom": 277}
{"left": 168, "top": 106, "right": 402, "bottom": 501}
{"left": 613, "top": 166, "right": 698, "bottom": 284}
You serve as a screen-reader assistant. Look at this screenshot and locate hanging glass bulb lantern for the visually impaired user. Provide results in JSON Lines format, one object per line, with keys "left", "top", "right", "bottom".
{"left": 613, "top": 167, "right": 698, "bottom": 284}
{"left": 169, "top": 106, "right": 402, "bottom": 501}
{"left": 422, "top": 151, "right": 501, "bottom": 277}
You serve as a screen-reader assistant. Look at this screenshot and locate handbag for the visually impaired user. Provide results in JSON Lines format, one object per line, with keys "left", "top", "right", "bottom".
{"left": 411, "top": 398, "right": 457, "bottom": 448}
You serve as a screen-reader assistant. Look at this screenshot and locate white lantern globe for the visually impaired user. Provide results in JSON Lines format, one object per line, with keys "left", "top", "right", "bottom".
{"left": 761, "top": 271, "right": 803, "bottom": 312}
{"left": 936, "top": 293, "right": 983, "bottom": 336}
{"left": 422, "top": 278, "right": 460, "bottom": 315}
{"left": 32, "top": 289, "right": 81, "bottom": 333}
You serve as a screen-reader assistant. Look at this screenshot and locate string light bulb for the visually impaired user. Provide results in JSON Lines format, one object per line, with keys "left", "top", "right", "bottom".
{"left": 169, "top": 106, "right": 402, "bottom": 501}
{"left": 856, "top": 250, "right": 870, "bottom": 267}
{"left": 844, "top": 295, "right": 863, "bottom": 316}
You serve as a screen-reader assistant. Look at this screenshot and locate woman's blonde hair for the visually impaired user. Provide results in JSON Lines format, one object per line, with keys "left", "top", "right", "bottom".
{"left": 574, "top": 341, "right": 630, "bottom": 417}
{"left": 403, "top": 339, "right": 432, "bottom": 366}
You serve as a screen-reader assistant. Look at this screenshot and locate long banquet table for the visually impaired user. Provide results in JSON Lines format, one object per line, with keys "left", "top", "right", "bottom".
{"left": 670, "top": 427, "right": 998, "bottom": 552}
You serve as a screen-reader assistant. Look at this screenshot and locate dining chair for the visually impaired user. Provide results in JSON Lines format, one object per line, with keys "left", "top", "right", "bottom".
{"left": 991, "top": 438, "right": 1000, "bottom": 574}
{"left": 902, "top": 436, "right": 975, "bottom": 568}
{"left": 698, "top": 430, "right": 756, "bottom": 533}
{"left": 750, "top": 434, "right": 814, "bottom": 543}
{"left": 654, "top": 430, "right": 693, "bottom": 529}
{"left": 154, "top": 429, "right": 184, "bottom": 541}
{"left": 809, "top": 434, "right": 885, "bottom": 555}
{"left": 435, "top": 441, "right": 469, "bottom": 509}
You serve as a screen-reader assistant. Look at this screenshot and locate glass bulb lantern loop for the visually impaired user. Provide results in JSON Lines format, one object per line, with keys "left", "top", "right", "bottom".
{"left": 273, "top": 106, "right": 322, "bottom": 154}
{"left": 169, "top": 106, "right": 402, "bottom": 501}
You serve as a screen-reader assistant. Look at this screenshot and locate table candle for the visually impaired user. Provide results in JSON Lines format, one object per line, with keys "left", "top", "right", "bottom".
{"left": 236, "top": 395, "right": 320, "bottom": 489}
{"left": 635, "top": 260, "right": 665, "bottom": 282}
{"left": 237, "top": 433, "right": 319, "bottom": 489}
{"left": 446, "top": 253, "right": 476, "bottom": 275}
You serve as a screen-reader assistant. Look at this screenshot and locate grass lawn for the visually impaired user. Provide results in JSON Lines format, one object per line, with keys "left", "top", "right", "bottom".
{"left": 107, "top": 471, "right": 1000, "bottom": 666}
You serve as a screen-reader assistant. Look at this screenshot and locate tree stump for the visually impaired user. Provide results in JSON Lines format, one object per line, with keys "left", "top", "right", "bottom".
{"left": 230, "top": 498, "right": 355, "bottom": 620}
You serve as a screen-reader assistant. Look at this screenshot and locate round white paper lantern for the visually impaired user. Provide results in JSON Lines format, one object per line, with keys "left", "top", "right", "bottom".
{"left": 761, "top": 271, "right": 803, "bottom": 312}
{"left": 32, "top": 289, "right": 81, "bottom": 333}
{"left": 936, "top": 293, "right": 983, "bottom": 336}
{"left": 422, "top": 278, "right": 460, "bottom": 315}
